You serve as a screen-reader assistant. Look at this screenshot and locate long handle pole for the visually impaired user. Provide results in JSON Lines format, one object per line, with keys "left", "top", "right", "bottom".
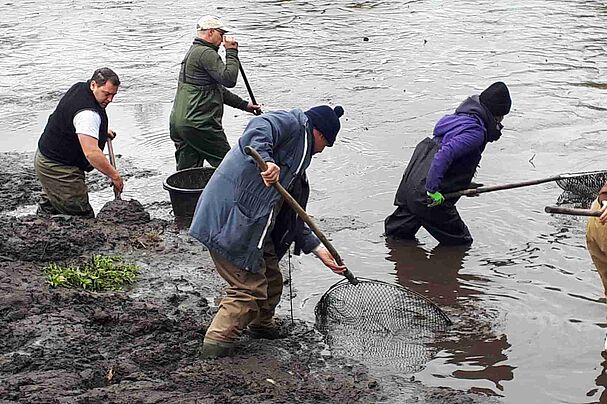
{"left": 107, "top": 138, "right": 121, "bottom": 200}
{"left": 544, "top": 206, "right": 601, "bottom": 217}
{"left": 444, "top": 175, "right": 563, "bottom": 200}
{"left": 244, "top": 146, "right": 358, "bottom": 285}
{"left": 239, "top": 64, "right": 261, "bottom": 116}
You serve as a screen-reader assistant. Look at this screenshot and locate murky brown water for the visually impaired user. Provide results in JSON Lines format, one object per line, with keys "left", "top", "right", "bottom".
{"left": 2, "top": 0, "right": 607, "bottom": 401}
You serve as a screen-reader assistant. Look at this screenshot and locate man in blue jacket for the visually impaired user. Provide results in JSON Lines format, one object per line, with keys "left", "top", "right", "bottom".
{"left": 385, "top": 82, "right": 512, "bottom": 245}
{"left": 189, "top": 105, "right": 346, "bottom": 358}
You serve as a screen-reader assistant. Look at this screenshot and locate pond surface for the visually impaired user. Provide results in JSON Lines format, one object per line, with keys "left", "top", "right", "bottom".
{"left": 2, "top": 0, "right": 607, "bottom": 401}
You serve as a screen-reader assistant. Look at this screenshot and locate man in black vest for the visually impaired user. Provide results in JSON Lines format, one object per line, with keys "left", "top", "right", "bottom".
{"left": 35, "top": 68, "right": 123, "bottom": 217}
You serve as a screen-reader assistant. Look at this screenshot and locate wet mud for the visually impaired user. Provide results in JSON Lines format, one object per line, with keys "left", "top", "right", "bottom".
{"left": 315, "top": 215, "right": 368, "bottom": 233}
{"left": 0, "top": 214, "right": 165, "bottom": 263}
{"left": 0, "top": 161, "right": 495, "bottom": 404}
{"left": 97, "top": 199, "right": 151, "bottom": 225}
{"left": 0, "top": 215, "right": 382, "bottom": 403}
{"left": 0, "top": 152, "right": 158, "bottom": 213}
{"left": 0, "top": 152, "right": 39, "bottom": 213}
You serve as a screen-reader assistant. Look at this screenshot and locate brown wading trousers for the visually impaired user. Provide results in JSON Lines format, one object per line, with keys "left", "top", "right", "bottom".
{"left": 205, "top": 238, "right": 283, "bottom": 343}
{"left": 586, "top": 199, "right": 607, "bottom": 299}
{"left": 34, "top": 150, "right": 94, "bottom": 218}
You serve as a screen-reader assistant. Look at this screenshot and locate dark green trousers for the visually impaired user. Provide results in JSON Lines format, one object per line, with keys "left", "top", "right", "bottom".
{"left": 170, "top": 124, "right": 230, "bottom": 170}
{"left": 34, "top": 150, "right": 94, "bottom": 217}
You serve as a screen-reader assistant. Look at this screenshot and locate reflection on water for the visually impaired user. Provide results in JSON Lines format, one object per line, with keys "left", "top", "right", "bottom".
{"left": 2, "top": 0, "right": 607, "bottom": 401}
{"left": 593, "top": 352, "right": 607, "bottom": 402}
{"left": 130, "top": 104, "right": 167, "bottom": 147}
{"left": 387, "top": 240, "right": 481, "bottom": 306}
{"left": 386, "top": 239, "right": 514, "bottom": 395}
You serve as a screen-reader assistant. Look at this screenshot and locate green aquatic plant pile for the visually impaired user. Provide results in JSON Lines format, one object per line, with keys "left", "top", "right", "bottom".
{"left": 44, "top": 255, "right": 139, "bottom": 292}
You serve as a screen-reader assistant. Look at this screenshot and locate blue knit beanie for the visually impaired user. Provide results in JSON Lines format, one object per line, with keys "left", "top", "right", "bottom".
{"left": 304, "top": 105, "right": 345, "bottom": 147}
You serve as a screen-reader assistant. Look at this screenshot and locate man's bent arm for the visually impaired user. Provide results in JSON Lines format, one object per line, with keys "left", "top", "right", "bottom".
{"left": 78, "top": 134, "right": 123, "bottom": 189}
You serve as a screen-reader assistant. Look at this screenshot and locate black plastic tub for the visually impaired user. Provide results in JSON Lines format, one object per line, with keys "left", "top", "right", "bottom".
{"left": 163, "top": 167, "right": 215, "bottom": 219}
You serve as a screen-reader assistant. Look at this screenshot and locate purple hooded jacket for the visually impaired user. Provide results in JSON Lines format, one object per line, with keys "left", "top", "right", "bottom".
{"left": 425, "top": 95, "right": 501, "bottom": 193}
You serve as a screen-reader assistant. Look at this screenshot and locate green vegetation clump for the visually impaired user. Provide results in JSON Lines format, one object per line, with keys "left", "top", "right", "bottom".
{"left": 44, "top": 255, "right": 139, "bottom": 292}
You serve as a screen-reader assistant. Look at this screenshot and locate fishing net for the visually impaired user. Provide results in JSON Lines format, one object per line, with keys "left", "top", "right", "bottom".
{"left": 321, "top": 325, "right": 435, "bottom": 373}
{"left": 315, "top": 278, "right": 452, "bottom": 372}
{"left": 555, "top": 170, "right": 607, "bottom": 201}
{"left": 315, "top": 278, "right": 452, "bottom": 332}
{"left": 556, "top": 191, "right": 593, "bottom": 208}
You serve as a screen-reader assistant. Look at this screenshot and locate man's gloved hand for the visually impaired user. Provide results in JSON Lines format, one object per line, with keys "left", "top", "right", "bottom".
{"left": 426, "top": 191, "right": 445, "bottom": 207}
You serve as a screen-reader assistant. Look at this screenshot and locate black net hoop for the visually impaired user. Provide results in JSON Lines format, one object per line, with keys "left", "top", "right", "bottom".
{"left": 315, "top": 277, "right": 452, "bottom": 333}
{"left": 314, "top": 278, "right": 452, "bottom": 372}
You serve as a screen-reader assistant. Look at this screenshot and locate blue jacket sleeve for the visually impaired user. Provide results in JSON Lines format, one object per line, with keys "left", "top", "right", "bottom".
{"left": 298, "top": 224, "right": 321, "bottom": 254}
{"left": 425, "top": 124, "right": 486, "bottom": 193}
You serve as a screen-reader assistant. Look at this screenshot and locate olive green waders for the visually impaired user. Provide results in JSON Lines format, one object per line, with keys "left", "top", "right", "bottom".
{"left": 170, "top": 124, "right": 230, "bottom": 170}
{"left": 34, "top": 150, "right": 94, "bottom": 217}
{"left": 169, "top": 39, "right": 246, "bottom": 171}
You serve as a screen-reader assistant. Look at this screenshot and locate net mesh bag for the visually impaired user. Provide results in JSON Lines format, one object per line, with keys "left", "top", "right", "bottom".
{"left": 556, "top": 191, "right": 593, "bottom": 208}
{"left": 322, "top": 324, "right": 435, "bottom": 372}
{"left": 555, "top": 170, "right": 607, "bottom": 201}
{"left": 315, "top": 278, "right": 452, "bottom": 372}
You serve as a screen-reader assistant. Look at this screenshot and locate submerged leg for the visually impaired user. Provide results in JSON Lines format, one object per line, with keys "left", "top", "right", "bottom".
{"left": 385, "top": 204, "right": 422, "bottom": 239}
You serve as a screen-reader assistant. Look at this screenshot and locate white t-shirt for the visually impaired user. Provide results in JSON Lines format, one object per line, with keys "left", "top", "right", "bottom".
{"left": 73, "top": 109, "right": 101, "bottom": 139}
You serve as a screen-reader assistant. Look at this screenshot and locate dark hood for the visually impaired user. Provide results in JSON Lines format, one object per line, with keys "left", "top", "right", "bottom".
{"left": 455, "top": 95, "right": 502, "bottom": 142}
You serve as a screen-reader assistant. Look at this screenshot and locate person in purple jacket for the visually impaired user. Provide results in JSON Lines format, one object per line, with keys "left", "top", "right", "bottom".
{"left": 385, "top": 82, "right": 512, "bottom": 245}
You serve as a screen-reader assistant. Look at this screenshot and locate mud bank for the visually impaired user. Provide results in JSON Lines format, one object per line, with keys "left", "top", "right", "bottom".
{"left": 0, "top": 160, "right": 496, "bottom": 403}
{"left": 0, "top": 260, "right": 383, "bottom": 403}
{"left": 0, "top": 152, "right": 158, "bottom": 213}
{"left": 0, "top": 212, "right": 382, "bottom": 403}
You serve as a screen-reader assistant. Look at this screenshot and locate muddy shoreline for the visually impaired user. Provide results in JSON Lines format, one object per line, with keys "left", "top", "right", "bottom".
{"left": 0, "top": 153, "right": 496, "bottom": 403}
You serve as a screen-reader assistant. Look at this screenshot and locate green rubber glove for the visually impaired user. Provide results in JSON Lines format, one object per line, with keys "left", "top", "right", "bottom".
{"left": 426, "top": 191, "right": 445, "bottom": 207}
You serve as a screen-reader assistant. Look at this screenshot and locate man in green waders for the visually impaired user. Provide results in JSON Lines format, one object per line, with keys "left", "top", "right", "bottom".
{"left": 169, "top": 15, "right": 261, "bottom": 170}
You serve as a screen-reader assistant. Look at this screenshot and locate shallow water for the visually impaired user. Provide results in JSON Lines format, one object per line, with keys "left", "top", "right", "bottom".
{"left": 2, "top": 0, "right": 607, "bottom": 401}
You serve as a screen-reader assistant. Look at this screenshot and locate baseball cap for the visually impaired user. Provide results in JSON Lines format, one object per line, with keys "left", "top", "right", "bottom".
{"left": 196, "top": 15, "right": 229, "bottom": 32}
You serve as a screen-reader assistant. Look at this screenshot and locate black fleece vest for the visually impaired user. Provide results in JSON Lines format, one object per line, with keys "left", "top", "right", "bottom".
{"left": 38, "top": 81, "right": 108, "bottom": 171}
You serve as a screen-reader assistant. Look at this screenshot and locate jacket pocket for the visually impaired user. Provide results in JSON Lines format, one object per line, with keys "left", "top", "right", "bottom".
{"left": 213, "top": 204, "right": 268, "bottom": 260}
